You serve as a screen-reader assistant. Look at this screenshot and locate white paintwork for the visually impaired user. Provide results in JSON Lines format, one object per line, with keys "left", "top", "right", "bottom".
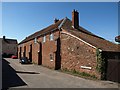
{"left": 58, "top": 17, "right": 67, "bottom": 29}
{"left": 50, "top": 59, "right": 53, "bottom": 61}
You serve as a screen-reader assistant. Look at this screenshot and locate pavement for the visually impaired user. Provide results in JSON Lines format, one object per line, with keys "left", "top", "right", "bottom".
{"left": 2, "top": 58, "right": 119, "bottom": 89}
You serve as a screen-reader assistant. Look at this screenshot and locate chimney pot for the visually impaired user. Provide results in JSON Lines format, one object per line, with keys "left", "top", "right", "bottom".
{"left": 54, "top": 18, "right": 59, "bottom": 23}
{"left": 3, "top": 36, "right": 5, "bottom": 40}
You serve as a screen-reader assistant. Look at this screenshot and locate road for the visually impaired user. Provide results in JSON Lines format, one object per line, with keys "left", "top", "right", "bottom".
{"left": 2, "top": 58, "right": 119, "bottom": 89}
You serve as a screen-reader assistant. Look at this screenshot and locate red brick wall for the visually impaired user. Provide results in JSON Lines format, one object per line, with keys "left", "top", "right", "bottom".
{"left": 18, "top": 29, "right": 101, "bottom": 78}
{"left": 18, "top": 30, "right": 60, "bottom": 69}
{"left": 18, "top": 40, "right": 39, "bottom": 63}
{"left": 18, "top": 46, "right": 19, "bottom": 57}
{"left": 60, "top": 31, "right": 100, "bottom": 78}
{"left": 32, "top": 40, "right": 39, "bottom": 64}
{"left": 42, "top": 40, "right": 56, "bottom": 68}
{"left": 41, "top": 30, "right": 60, "bottom": 69}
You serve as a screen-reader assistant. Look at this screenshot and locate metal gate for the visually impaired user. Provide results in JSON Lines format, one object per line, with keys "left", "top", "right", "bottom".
{"left": 107, "top": 59, "right": 120, "bottom": 83}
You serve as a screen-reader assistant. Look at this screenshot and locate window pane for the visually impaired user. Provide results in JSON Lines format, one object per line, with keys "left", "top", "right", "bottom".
{"left": 50, "top": 33, "right": 53, "bottom": 41}
{"left": 43, "top": 35, "right": 46, "bottom": 42}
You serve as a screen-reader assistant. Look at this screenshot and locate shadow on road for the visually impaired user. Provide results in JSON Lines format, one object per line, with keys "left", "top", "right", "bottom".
{"left": 2, "top": 58, "right": 27, "bottom": 89}
{"left": 16, "top": 71, "right": 40, "bottom": 74}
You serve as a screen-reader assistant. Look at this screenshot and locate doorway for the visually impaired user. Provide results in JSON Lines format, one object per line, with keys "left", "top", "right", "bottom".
{"left": 19, "top": 47, "right": 22, "bottom": 59}
{"left": 23, "top": 46, "right": 26, "bottom": 57}
{"left": 55, "top": 38, "right": 61, "bottom": 70}
{"left": 29, "top": 44, "right": 32, "bottom": 62}
{"left": 38, "top": 42, "right": 42, "bottom": 65}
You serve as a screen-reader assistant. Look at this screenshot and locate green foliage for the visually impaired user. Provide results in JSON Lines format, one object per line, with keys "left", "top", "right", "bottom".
{"left": 32, "top": 61, "right": 36, "bottom": 64}
{"left": 62, "top": 68, "right": 97, "bottom": 79}
{"left": 72, "top": 69, "right": 97, "bottom": 79}
{"left": 96, "top": 49, "right": 102, "bottom": 73}
{"left": 96, "top": 48, "right": 106, "bottom": 79}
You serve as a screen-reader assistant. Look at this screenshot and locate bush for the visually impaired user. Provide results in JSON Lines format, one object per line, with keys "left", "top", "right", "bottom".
{"left": 2, "top": 53, "right": 14, "bottom": 58}
{"left": 2, "top": 53, "right": 8, "bottom": 58}
{"left": 7, "top": 54, "right": 14, "bottom": 58}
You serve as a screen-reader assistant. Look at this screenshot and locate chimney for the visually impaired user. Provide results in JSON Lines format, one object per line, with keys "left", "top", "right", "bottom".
{"left": 54, "top": 18, "right": 59, "bottom": 23}
{"left": 3, "top": 36, "right": 5, "bottom": 40}
{"left": 72, "top": 9, "right": 79, "bottom": 29}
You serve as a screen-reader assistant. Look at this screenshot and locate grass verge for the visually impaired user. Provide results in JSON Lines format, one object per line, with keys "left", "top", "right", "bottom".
{"left": 58, "top": 68, "right": 98, "bottom": 80}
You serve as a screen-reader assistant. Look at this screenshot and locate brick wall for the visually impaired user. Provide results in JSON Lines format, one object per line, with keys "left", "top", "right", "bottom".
{"left": 18, "top": 29, "right": 101, "bottom": 78}
{"left": 18, "top": 30, "right": 60, "bottom": 69}
{"left": 18, "top": 40, "right": 35, "bottom": 61}
{"left": 41, "top": 30, "right": 60, "bottom": 69}
{"left": 2, "top": 40, "right": 17, "bottom": 55}
{"left": 60, "top": 32, "right": 100, "bottom": 78}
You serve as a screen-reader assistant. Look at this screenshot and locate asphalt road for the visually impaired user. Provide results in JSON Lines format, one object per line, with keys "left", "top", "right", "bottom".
{"left": 2, "top": 58, "right": 119, "bottom": 89}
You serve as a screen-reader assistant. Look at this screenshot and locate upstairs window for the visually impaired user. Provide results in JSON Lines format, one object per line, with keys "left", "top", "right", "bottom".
{"left": 43, "top": 35, "right": 46, "bottom": 42}
{"left": 50, "top": 33, "right": 54, "bottom": 41}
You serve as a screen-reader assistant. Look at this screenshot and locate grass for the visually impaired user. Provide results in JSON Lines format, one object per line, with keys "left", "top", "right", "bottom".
{"left": 37, "top": 64, "right": 98, "bottom": 80}
{"left": 59, "top": 68, "right": 98, "bottom": 80}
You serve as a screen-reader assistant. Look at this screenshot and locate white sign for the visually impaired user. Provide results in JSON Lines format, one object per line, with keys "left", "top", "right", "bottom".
{"left": 80, "top": 66, "right": 92, "bottom": 70}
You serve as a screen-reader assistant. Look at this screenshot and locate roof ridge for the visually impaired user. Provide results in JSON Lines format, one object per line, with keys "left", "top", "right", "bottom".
{"left": 5, "top": 38, "right": 17, "bottom": 41}
{"left": 62, "top": 18, "right": 105, "bottom": 40}
{"left": 61, "top": 18, "right": 104, "bottom": 40}
{"left": 19, "top": 19, "right": 63, "bottom": 44}
{"left": 28, "top": 19, "right": 64, "bottom": 37}
{"left": 58, "top": 17, "right": 67, "bottom": 29}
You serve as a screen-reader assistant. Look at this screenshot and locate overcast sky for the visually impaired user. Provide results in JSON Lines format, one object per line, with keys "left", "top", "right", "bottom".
{"left": 2, "top": 2, "right": 118, "bottom": 43}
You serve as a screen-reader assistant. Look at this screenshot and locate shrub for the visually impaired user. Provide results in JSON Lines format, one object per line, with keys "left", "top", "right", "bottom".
{"left": 2, "top": 53, "right": 8, "bottom": 58}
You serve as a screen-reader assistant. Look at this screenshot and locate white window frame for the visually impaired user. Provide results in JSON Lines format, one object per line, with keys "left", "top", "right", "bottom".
{"left": 43, "top": 35, "right": 46, "bottom": 42}
{"left": 50, "top": 33, "right": 54, "bottom": 41}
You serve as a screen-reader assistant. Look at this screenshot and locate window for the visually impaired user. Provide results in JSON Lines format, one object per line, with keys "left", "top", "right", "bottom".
{"left": 43, "top": 35, "right": 46, "bottom": 42}
{"left": 50, "top": 33, "right": 54, "bottom": 41}
{"left": 50, "top": 53, "right": 53, "bottom": 61}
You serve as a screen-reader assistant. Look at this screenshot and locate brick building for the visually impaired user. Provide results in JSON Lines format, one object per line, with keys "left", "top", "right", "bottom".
{"left": 1, "top": 36, "right": 18, "bottom": 57}
{"left": 18, "top": 10, "right": 120, "bottom": 80}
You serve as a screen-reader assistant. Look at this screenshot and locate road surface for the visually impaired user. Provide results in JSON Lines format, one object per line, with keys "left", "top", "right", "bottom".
{"left": 2, "top": 58, "right": 119, "bottom": 89}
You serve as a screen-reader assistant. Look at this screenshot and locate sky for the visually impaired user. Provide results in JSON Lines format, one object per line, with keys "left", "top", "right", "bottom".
{"left": 2, "top": 2, "right": 119, "bottom": 43}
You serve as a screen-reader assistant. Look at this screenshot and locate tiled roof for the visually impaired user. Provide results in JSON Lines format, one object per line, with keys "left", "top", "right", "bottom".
{"left": 19, "top": 17, "right": 119, "bottom": 52}
{"left": 0, "top": 38, "right": 17, "bottom": 44}
{"left": 19, "top": 19, "right": 63, "bottom": 44}
{"left": 61, "top": 18, "right": 119, "bottom": 52}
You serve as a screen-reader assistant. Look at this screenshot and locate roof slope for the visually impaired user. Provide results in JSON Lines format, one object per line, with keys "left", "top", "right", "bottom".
{"left": 0, "top": 38, "right": 17, "bottom": 44}
{"left": 19, "top": 17, "right": 119, "bottom": 52}
{"left": 61, "top": 18, "right": 119, "bottom": 52}
{"left": 19, "top": 19, "right": 63, "bottom": 44}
